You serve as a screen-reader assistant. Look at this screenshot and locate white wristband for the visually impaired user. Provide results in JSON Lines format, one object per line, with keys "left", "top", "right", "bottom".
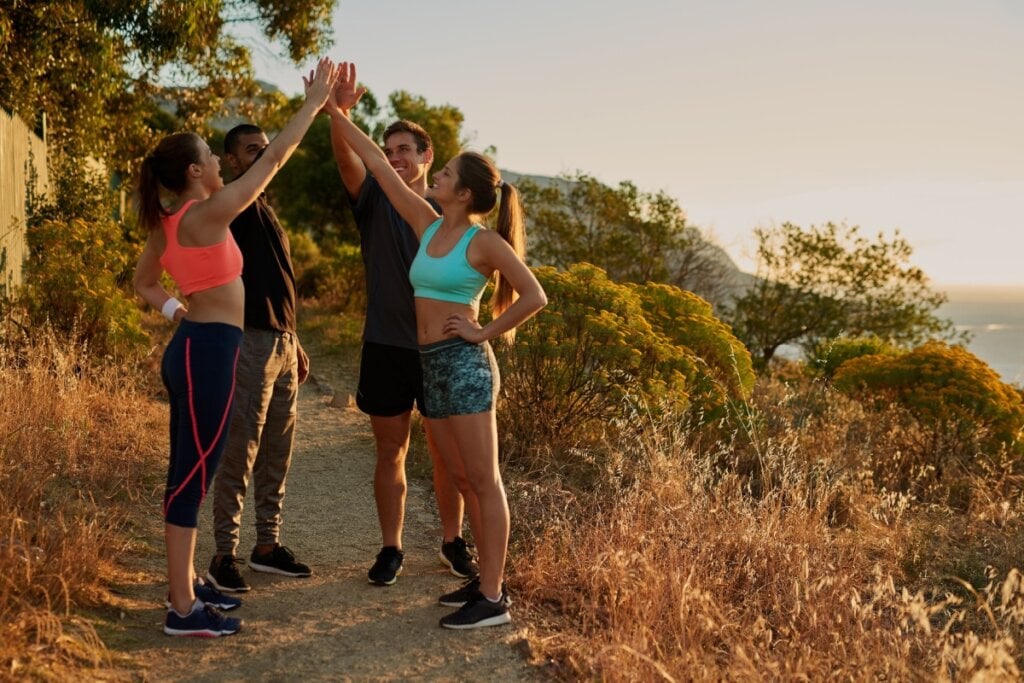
{"left": 161, "top": 297, "right": 183, "bottom": 321}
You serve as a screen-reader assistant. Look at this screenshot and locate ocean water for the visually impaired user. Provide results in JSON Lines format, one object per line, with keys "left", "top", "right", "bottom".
{"left": 940, "top": 286, "right": 1024, "bottom": 386}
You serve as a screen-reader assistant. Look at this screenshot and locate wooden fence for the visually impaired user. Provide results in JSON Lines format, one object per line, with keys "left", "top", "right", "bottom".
{"left": 1, "top": 108, "right": 50, "bottom": 291}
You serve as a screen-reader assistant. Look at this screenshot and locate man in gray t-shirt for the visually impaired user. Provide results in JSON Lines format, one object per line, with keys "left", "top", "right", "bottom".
{"left": 326, "top": 67, "right": 477, "bottom": 585}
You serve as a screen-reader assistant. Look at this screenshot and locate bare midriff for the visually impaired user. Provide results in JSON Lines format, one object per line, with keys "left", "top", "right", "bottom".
{"left": 184, "top": 278, "right": 245, "bottom": 330}
{"left": 416, "top": 298, "right": 479, "bottom": 345}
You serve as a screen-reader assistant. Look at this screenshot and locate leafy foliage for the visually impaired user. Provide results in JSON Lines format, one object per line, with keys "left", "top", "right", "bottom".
{"left": 727, "top": 222, "right": 960, "bottom": 367}
{"left": 0, "top": 0, "right": 335, "bottom": 169}
{"left": 269, "top": 116, "right": 356, "bottom": 243}
{"left": 9, "top": 161, "right": 147, "bottom": 355}
{"left": 293, "top": 240, "right": 366, "bottom": 314}
{"left": 629, "top": 282, "right": 755, "bottom": 413}
{"left": 384, "top": 90, "right": 468, "bottom": 167}
{"left": 518, "top": 173, "right": 733, "bottom": 303}
{"left": 807, "top": 335, "right": 900, "bottom": 379}
{"left": 833, "top": 341, "right": 1024, "bottom": 461}
{"left": 499, "top": 264, "right": 752, "bottom": 461}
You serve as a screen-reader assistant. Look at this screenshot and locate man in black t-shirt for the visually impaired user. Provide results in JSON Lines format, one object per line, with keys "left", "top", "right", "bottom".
{"left": 205, "top": 124, "right": 313, "bottom": 594}
{"left": 326, "top": 68, "right": 477, "bottom": 586}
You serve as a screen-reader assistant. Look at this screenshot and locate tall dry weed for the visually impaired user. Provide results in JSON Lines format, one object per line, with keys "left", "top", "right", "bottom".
{"left": 510, "top": 373, "right": 1024, "bottom": 680}
{"left": 0, "top": 327, "right": 164, "bottom": 677}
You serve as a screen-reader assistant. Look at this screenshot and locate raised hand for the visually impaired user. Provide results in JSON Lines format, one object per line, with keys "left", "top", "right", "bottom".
{"left": 301, "top": 57, "right": 338, "bottom": 110}
{"left": 329, "top": 61, "right": 367, "bottom": 115}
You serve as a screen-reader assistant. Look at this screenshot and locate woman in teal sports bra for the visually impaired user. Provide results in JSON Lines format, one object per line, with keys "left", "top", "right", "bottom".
{"left": 330, "top": 61, "right": 547, "bottom": 630}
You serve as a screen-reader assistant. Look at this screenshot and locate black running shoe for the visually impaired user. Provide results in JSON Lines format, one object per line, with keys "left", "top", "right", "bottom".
{"left": 206, "top": 555, "right": 251, "bottom": 593}
{"left": 249, "top": 545, "right": 312, "bottom": 577}
{"left": 439, "top": 593, "right": 512, "bottom": 630}
{"left": 439, "top": 536, "right": 479, "bottom": 578}
{"left": 439, "top": 578, "right": 481, "bottom": 607}
{"left": 439, "top": 578, "right": 510, "bottom": 607}
{"left": 367, "top": 546, "right": 404, "bottom": 586}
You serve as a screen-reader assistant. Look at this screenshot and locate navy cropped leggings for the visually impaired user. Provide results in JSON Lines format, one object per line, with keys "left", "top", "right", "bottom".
{"left": 161, "top": 320, "right": 243, "bottom": 528}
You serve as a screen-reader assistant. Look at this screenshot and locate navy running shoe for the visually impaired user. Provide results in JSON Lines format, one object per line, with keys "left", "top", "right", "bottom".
{"left": 164, "top": 603, "right": 242, "bottom": 637}
{"left": 165, "top": 581, "right": 242, "bottom": 611}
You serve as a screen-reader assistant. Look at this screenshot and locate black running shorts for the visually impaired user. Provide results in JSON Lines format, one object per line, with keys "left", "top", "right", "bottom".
{"left": 356, "top": 342, "right": 426, "bottom": 417}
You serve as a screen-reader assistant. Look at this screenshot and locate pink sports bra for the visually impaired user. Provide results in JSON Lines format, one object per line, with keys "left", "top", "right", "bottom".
{"left": 159, "top": 200, "right": 243, "bottom": 296}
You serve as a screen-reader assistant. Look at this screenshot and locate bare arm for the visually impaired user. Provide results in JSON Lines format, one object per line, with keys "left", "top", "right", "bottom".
{"left": 444, "top": 232, "right": 548, "bottom": 343}
{"left": 324, "top": 61, "right": 367, "bottom": 198}
{"left": 330, "top": 99, "right": 439, "bottom": 238}
{"left": 190, "top": 58, "right": 338, "bottom": 229}
{"left": 133, "top": 231, "right": 186, "bottom": 322}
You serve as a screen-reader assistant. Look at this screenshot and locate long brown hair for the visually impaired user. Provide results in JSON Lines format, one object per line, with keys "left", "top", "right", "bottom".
{"left": 454, "top": 152, "right": 525, "bottom": 341}
{"left": 136, "top": 132, "right": 203, "bottom": 232}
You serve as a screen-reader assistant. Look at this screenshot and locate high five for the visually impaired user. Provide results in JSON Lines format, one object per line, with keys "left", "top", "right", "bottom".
{"left": 326, "top": 61, "right": 547, "bottom": 629}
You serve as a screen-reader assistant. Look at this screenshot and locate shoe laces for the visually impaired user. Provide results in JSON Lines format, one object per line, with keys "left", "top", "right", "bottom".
{"left": 274, "top": 545, "right": 296, "bottom": 561}
{"left": 220, "top": 557, "right": 244, "bottom": 578}
{"left": 203, "top": 604, "right": 228, "bottom": 624}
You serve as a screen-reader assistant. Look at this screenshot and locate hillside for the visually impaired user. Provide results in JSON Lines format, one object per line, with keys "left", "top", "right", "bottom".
{"left": 500, "top": 170, "right": 757, "bottom": 304}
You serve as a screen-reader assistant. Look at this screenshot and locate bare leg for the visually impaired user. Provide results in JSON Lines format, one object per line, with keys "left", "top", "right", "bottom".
{"left": 166, "top": 523, "right": 198, "bottom": 614}
{"left": 424, "top": 420, "right": 466, "bottom": 542}
{"left": 429, "top": 412, "right": 507, "bottom": 599}
{"left": 370, "top": 412, "right": 412, "bottom": 548}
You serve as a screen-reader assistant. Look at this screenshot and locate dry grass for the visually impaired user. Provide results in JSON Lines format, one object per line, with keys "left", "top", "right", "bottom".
{"left": 509, "top": 374, "right": 1024, "bottom": 681}
{"left": 0, "top": 326, "right": 164, "bottom": 679}
{"left": 4, "top": 309, "right": 1024, "bottom": 680}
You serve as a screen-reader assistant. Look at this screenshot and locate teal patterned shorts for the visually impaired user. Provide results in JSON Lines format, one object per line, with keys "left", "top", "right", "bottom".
{"left": 419, "top": 338, "right": 499, "bottom": 419}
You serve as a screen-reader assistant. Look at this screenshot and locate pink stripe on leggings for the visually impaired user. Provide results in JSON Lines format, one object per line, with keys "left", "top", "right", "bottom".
{"left": 163, "top": 338, "right": 240, "bottom": 521}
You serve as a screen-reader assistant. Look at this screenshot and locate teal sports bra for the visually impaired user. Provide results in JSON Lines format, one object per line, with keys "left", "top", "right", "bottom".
{"left": 409, "top": 218, "right": 489, "bottom": 306}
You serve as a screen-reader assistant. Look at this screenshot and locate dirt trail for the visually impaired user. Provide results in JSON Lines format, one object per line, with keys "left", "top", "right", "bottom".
{"left": 106, "top": 342, "right": 540, "bottom": 682}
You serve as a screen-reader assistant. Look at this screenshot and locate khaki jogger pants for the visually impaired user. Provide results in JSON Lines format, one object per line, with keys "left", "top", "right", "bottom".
{"left": 212, "top": 328, "right": 299, "bottom": 555}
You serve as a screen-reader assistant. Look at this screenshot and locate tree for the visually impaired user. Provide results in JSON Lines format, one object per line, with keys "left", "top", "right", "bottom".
{"left": 517, "top": 173, "right": 732, "bottom": 302}
{"left": 726, "top": 222, "right": 961, "bottom": 367}
{"left": 0, "top": 1, "right": 335, "bottom": 170}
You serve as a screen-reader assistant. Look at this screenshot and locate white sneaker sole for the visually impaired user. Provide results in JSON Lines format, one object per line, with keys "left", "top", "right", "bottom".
{"left": 367, "top": 565, "right": 403, "bottom": 586}
{"left": 164, "top": 598, "right": 241, "bottom": 612}
{"left": 163, "top": 626, "right": 239, "bottom": 637}
{"left": 204, "top": 571, "right": 251, "bottom": 593}
{"left": 247, "top": 561, "right": 312, "bottom": 577}
{"left": 440, "top": 612, "right": 512, "bottom": 630}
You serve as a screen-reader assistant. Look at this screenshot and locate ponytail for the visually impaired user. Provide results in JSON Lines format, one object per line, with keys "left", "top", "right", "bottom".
{"left": 137, "top": 156, "right": 164, "bottom": 232}
{"left": 453, "top": 152, "right": 528, "bottom": 344}
{"left": 491, "top": 181, "right": 525, "bottom": 343}
{"left": 134, "top": 132, "right": 203, "bottom": 232}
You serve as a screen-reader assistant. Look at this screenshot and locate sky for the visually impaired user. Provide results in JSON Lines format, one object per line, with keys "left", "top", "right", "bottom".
{"left": 234, "top": 0, "right": 1023, "bottom": 287}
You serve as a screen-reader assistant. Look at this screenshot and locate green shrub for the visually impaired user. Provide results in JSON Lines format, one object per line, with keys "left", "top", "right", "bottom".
{"left": 295, "top": 241, "right": 366, "bottom": 314}
{"left": 808, "top": 335, "right": 900, "bottom": 379}
{"left": 833, "top": 342, "right": 1024, "bottom": 463}
{"left": 499, "top": 263, "right": 752, "bottom": 465}
{"left": 629, "top": 282, "right": 755, "bottom": 417}
{"left": 9, "top": 162, "right": 146, "bottom": 356}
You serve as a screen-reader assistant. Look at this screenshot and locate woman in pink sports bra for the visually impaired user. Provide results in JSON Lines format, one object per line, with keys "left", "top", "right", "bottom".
{"left": 133, "top": 58, "right": 337, "bottom": 638}
{"left": 328, "top": 61, "right": 547, "bottom": 630}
